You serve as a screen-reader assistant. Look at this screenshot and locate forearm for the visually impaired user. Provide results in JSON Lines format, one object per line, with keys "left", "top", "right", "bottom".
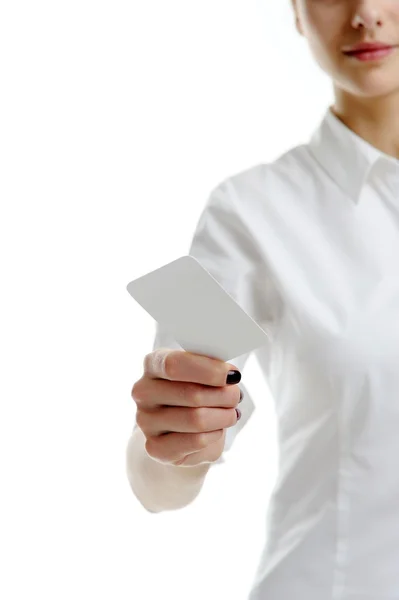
{"left": 126, "top": 425, "right": 211, "bottom": 513}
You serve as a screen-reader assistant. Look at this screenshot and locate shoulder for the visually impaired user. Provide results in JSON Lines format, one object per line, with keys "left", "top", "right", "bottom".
{"left": 218, "top": 143, "right": 315, "bottom": 210}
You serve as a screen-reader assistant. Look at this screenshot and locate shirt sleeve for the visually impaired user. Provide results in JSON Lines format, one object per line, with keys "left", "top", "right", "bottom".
{"left": 150, "top": 177, "right": 275, "bottom": 464}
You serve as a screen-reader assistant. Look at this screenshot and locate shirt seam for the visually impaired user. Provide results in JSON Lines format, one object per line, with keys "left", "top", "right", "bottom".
{"left": 332, "top": 397, "right": 350, "bottom": 599}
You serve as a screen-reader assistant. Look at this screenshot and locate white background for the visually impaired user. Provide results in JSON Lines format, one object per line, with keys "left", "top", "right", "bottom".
{"left": 1, "top": 1, "right": 332, "bottom": 598}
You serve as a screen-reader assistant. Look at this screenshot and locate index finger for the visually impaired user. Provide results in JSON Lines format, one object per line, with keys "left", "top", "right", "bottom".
{"left": 144, "top": 348, "right": 241, "bottom": 387}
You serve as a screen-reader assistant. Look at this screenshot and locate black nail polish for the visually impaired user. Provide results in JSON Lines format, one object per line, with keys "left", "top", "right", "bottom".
{"left": 235, "top": 408, "right": 242, "bottom": 421}
{"left": 239, "top": 389, "right": 244, "bottom": 403}
{"left": 226, "top": 370, "right": 241, "bottom": 384}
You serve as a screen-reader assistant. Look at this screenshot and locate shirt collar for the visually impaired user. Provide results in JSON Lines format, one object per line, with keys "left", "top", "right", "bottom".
{"left": 308, "top": 106, "right": 399, "bottom": 204}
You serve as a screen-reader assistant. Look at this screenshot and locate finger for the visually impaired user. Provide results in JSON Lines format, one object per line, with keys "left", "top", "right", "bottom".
{"left": 133, "top": 377, "right": 242, "bottom": 410}
{"left": 138, "top": 405, "right": 239, "bottom": 436}
{"left": 144, "top": 348, "right": 241, "bottom": 387}
{"left": 173, "top": 431, "right": 227, "bottom": 466}
{"left": 145, "top": 429, "right": 225, "bottom": 465}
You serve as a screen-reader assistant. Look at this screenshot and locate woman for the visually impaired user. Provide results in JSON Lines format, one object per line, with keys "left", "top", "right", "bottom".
{"left": 128, "top": 1, "right": 399, "bottom": 598}
{"left": 294, "top": 0, "right": 399, "bottom": 158}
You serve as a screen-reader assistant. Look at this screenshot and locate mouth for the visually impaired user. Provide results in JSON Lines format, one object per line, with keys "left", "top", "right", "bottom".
{"left": 343, "top": 46, "right": 397, "bottom": 62}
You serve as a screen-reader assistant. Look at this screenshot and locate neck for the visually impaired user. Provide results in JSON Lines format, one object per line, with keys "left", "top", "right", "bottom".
{"left": 332, "top": 87, "right": 399, "bottom": 160}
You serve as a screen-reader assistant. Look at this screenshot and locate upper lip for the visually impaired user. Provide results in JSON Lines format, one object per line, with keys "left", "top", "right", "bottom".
{"left": 343, "top": 42, "right": 394, "bottom": 54}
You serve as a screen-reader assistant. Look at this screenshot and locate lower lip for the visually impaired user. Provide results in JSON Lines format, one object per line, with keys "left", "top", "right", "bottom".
{"left": 344, "top": 47, "right": 395, "bottom": 61}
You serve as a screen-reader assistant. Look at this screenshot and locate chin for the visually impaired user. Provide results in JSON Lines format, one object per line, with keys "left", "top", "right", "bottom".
{"left": 337, "top": 75, "right": 399, "bottom": 99}
{"left": 330, "top": 67, "right": 399, "bottom": 98}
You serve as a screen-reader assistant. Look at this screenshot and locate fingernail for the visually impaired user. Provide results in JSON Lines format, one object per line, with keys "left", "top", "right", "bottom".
{"left": 235, "top": 408, "right": 242, "bottom": 421}
{"left": 226, "top": 370, "right": 241, "bottom": 384}
{"left": 239, "top": 389, "right": 244, "bottom": 403}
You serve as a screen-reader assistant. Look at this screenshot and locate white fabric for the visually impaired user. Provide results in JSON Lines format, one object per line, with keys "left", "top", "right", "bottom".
{"left": 151, "top": 105, "right": 399, "bottom": 599}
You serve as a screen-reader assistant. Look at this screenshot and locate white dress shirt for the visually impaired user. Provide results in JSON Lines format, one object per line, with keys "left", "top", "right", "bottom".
{"left": 151, "top": 106, "right": 399, "bottom": 599}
